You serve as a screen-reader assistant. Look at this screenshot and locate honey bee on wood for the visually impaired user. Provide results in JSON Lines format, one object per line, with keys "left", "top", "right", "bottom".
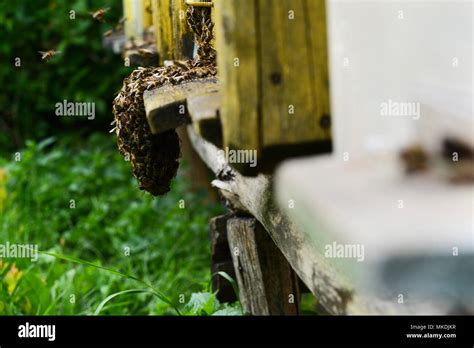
{"left": 38, "top": 50, "right": 61, "bottom": 61}
{"left": 91, "top": 7, "right": 110, "bottom": 21}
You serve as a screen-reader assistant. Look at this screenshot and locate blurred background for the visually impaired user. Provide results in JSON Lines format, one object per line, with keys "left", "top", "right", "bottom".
{"left": 0, "top": 0, "right": 235, "bottom": 315}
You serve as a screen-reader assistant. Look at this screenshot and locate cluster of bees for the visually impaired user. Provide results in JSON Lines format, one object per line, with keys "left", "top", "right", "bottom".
{"left": 38, "top": 7, "right": 122, "bottom": 62}
{"left": 112, "top": 5, "right": 216, "bottom": 196}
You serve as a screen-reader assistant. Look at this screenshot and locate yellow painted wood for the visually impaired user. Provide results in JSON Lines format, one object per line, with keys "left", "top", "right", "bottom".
{"left": 215, "top": 0, "right": 260, "bottom": 153}
{"left": 143, "top": 0, "right": 153, "bottom": 28}
{"left": 123, "top": 0, "right": 153, "bottom": 40}
{"left": 152, "top": 0, "right": 174, "bottom": 63}
{"left": 171, "top": 0, "right": 194, "bottom": 60}
{"left": 258, "top": 0, "right": 330, "bottom": 146}
{"left": 214, "top": 0, "right": 331, "bottom": 172}
{"left": 306, "top": 0, "right": 331, "bottom": 136}
{"left": 123, "top": 0, "right": 133, "bottom": 39}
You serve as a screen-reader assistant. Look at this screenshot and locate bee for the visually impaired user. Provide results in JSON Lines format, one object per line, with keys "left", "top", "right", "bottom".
{"left": 173, "top": 60, "right": 191, "bottom": 69}
{"left": 138, "top": 48, "right": 154, "bottom": 58}
{"left": 38, "top": 50, "right": 61, "bottom": 61}
{"left": 103, "top": 29, "right": 113, "bottom": 37}
{"left": 91, "top": 7, "right": 110, "bottom": 21}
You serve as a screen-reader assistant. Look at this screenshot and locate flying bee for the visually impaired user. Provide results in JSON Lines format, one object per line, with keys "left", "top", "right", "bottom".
{"left": 91, "top": 7, "right": 110, "bottom": 21}
{"left": 38, "top": 50, "right": 61, "bottom": 61}
{"left": 103, "top": 29, "right": 113, "bottom": 37}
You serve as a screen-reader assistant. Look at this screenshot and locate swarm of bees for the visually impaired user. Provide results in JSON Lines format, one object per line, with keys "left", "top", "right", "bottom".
{"left": 112, "top": 5, "right": 216, "bottom": 196}
{"left": 38, "top": 49, "right": 61, "bottom": 61}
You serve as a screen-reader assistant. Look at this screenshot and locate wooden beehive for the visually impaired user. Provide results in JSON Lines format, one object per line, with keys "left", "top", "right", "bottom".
{"left": 123, "top": 0, "right": 153, "bottom": 41}
{"left": 150, "top": 0, "right": 207, "bottom": 63}
{"left": 215, "top": 0, "right": 332, "bottom": 174}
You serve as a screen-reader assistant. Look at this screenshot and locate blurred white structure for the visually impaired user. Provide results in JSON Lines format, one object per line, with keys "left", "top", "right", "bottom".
{"left": 327, "top": 0, "right": 473, "bottom": 156}
{"left": 276, "top": 0, "right": 473, "bottom": 314}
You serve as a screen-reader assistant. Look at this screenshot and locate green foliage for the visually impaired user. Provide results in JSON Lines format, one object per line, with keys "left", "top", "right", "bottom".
{"left": 0, "top": 0, "right": 132, "bottom": 152}
{"left": 0, "top": 134, "right": 238, "bottom": 315}
{"left": 183, "top": 292, "right": 242, "bottom": 316}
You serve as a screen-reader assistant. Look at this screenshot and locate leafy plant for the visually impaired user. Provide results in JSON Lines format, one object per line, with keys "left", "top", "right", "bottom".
{"left": 0, "top": 0, "right": 132, "bottom": 153}
{"left": 0, "top": 134, "right": 237, "bottom": 315}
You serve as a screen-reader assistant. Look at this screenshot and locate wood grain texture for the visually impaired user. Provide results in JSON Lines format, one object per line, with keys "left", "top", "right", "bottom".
{"left": 171, "top": 0, "right": 194, "bottom": 60}
{"left": 227, "top": 217, "right": 299, "bottom": 315}
{"left": 213, "top": 0, "right": 331, "bottom": 173}
{"left": 152, "top": 0, "right": 173, "bottom": 63}
{"left": 144, "top": 77, "right": 219, "bottom": 134}
{"left": 187, "top": 93, "right": 222, "bottom": 147}
{"left": 214, "top": 0, "right": 260, "bottom": 156}
{"left": 258, "top": 0, "right": 318, "bottom": 145}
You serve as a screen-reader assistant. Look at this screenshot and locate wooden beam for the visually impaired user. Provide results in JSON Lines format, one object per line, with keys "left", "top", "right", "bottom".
{"left": 144, "top": 77, "right": 219, "bottom": 134}
{"left": 227, "top": 216, "right": 299, "bottom": 315}
{"left": 187, "top": 93, "right": 222, "bottom": 147}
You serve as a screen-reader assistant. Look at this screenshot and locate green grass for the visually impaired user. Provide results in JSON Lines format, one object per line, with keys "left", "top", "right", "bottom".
{"left": 0, "top": 133, "right": 241, "bottom": 315}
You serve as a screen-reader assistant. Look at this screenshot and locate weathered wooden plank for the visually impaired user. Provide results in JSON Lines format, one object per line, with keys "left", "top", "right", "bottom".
{"left": 209, "top": 214, "right": 237, "bottom": 303}
{"left": 187, "top": 93, "right": 222, "bottom": 147}
{"left": 152, "top": 0, "right": 174, "bottom": 63}
{"left": 214, "top": 0, "right": 260, "bottom": 167}
{"left": 187, "top": 125, "right": 452, "bottom": 314}
{"left": 306, "top": 0, "right": 331, "bottom": 139}
{"left": 227, "top": 216, "right": 299, "bottom": 315}
{"left": 171, "top": 0, "right": 194, "bottom": 60}
{"left": 144, "top": 77, "right": 218, "bottom": 134}
{"left": 258, "top": 0, "right": 315, "bottom": 145}
{"left": 255, "top": 0, "right": 332, "bottom": 170}
{"left": 214, "top": 0, "right": 331, "bottom": 174}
